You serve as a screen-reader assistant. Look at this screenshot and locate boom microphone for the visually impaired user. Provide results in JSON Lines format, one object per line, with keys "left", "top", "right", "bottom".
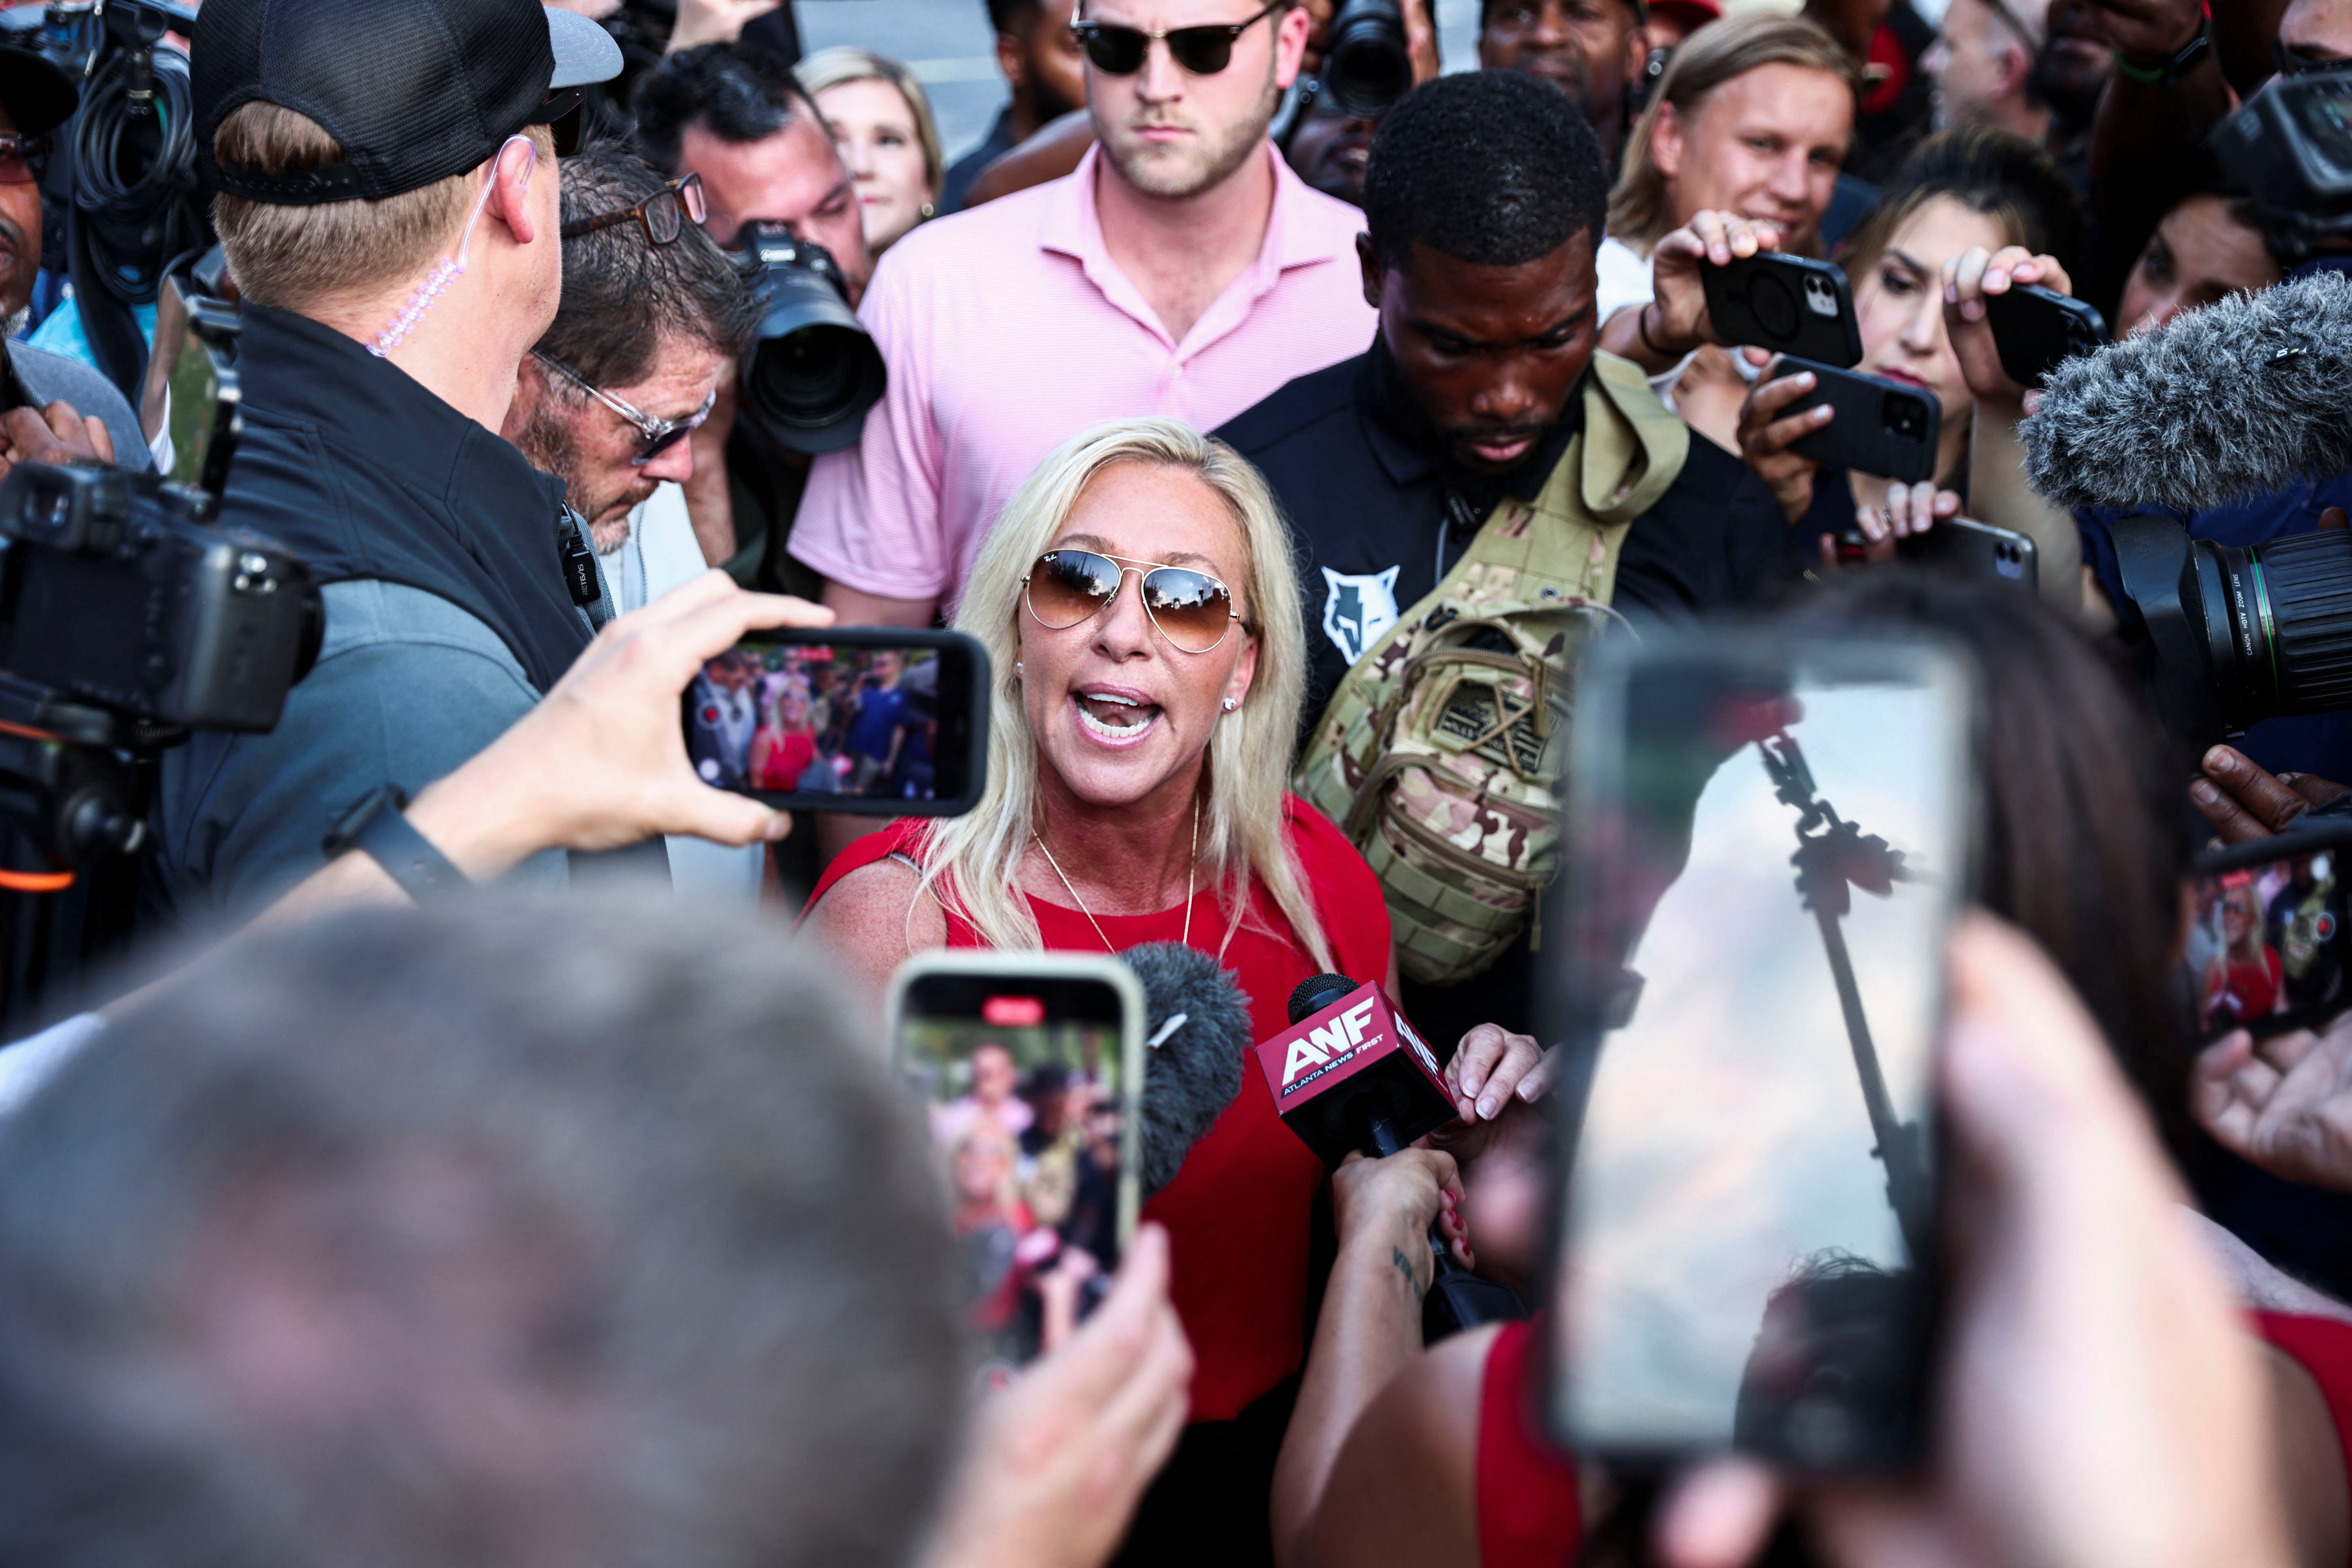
{"left": 1121, "top": 942, "right": 1250, "bottom": 1196}
{"left": 2023, "top": 271, "right": 2352, "bottom": 511}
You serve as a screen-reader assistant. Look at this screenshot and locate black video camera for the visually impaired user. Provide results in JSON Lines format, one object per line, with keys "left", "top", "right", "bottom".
{"left": 0, "top": 295, "right": 318, "bottom": 869}
{"left": 734, "top": 222, "right": 886, "bottom": 456}
{"left": 1322, "top": 0, "right": 1412, "bottom": 118}
{"left": 2109, "top": 515, "right": 2352, "bottom": 752}
{"left": 2211, "top": 70, "right": 2352, "bottom": 260}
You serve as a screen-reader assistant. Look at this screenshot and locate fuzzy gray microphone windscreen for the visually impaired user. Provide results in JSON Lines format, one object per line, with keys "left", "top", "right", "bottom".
{"left": 2022, "top": 271, "right": 2352, "bottom": 511}
{"left": 1123, "top": 941, "right": 1249, "bottom": 1196}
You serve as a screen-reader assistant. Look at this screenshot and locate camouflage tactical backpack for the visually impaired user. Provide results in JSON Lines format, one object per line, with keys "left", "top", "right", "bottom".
{"left": 1294, "top": 353, "right": 1689, "bottom": 986}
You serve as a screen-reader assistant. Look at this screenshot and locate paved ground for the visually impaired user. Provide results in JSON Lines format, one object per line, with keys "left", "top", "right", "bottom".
{"left": 794, "top": 0, "right": 1487, "bottom": 164}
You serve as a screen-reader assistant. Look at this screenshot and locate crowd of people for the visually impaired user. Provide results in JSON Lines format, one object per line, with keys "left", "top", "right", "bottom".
{"left": 4, "top": 0, "right": 2352, "bottom": 1564}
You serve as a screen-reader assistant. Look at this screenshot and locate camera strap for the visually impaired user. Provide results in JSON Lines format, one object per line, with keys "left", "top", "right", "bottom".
{"left": 557, "top": 507, "right": 612, "bottom": 631}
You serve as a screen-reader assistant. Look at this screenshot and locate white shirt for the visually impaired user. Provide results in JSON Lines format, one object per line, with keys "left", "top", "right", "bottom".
{"left": 599, "top": 484, "right": 763, "bottom": 905}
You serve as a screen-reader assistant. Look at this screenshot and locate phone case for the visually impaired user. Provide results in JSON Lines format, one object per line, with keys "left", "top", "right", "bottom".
{"left": 1781, "top": 356, "right": 1943, "bottom": 486}
{"left": 1896, "top": 516, "right": 2039, "bottom": 591}
{"left": 682, "top": 625, "right": 992, "bottom": 816}
{"left": 1983, "top": 285, "right": 2107, "bottom": 388}
{"left": 1702, "top": 252, "right": 1864, "bottom": 368}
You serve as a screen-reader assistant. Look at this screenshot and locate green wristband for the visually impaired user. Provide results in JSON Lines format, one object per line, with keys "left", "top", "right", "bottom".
{"left": 2111, "top": 51, "right": 2167, "bottom": 84}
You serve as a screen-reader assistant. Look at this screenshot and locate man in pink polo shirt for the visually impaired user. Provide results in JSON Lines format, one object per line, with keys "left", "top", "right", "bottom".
{"left": 788, "top": 0, "right": 1377, "bottom": 626}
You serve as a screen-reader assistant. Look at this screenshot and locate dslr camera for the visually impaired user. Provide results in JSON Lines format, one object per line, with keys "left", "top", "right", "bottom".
{"left": 2211, "top": 68, "right": 2352, "bottom": 259}
{"left": 1321, "top": 0, "right": 1412, "bottom": 117}
{"left": 734, "top": 221, "right": 886, "bottom": 455}
{"left": 0, "top": 293, "right": 317, "bottom": 867}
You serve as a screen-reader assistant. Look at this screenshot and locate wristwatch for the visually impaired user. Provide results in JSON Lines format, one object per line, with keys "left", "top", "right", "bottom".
{"left": 2115, "top": 17, "right": 2211, "bottom": 87}
{"left": 321, "top": 784, "right": 471, "bottom": 901}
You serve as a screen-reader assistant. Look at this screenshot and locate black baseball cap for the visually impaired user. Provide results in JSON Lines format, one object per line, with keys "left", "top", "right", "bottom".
{"left": 0, "top": 45, "right": 77, "bottom": 141}
{"left": 194, "top": 0, "right": 622, "bottom": 207}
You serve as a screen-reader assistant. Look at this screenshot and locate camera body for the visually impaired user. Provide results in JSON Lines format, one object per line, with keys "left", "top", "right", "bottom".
{"left": 0, "top": 462, "right": 317, "bottom": 733}
{"left": 735, "top": 221, "right": 886, "bottom": 456}
{"left": 2110, "top": 514, "right": 2352, "bottom": 751}
{"left": 2211, "top": 72, "right": 2352, "bottom": 258}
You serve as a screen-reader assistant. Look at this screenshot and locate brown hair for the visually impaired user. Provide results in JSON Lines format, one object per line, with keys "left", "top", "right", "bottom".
{"left": 1835, "top": 126, "right": 2083, "bottom": 285}
{"left": 1605, "top": 14, "right": 1861, "bottom": 253}
{"left": 213, "top": 103, "right": 550, "bottom": 313}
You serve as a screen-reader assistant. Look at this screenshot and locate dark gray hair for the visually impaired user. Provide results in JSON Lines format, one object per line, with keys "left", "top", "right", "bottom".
{"left": 541, "top": 138, "right": 765, "bottom": 390}
{"left": 0, "top": 891, "right": 963, "bottom": 1568}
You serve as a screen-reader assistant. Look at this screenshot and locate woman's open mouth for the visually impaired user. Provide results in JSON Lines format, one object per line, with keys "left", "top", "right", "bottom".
{"left": 1072, "top": 688, "right": 1162, "bottom": 745}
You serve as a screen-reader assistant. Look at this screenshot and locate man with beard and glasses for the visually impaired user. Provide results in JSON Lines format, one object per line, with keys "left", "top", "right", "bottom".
{"left": 502, "top": 139, "right": 766, "bottom": 899}
{"left": 1476, "top": 0, "right": 1650, "bottom": 169}
{"left": 787, "top": 0, "right": 1374, "bottom": 638}
{"left": 942, "top": 0, "right": 1091, "bottom": 213}
{"left": 1218, "top": 70, "right": 1782, "bottom": 1044}
{"left": 0, "top": 43, "right": 146, "bottom": 471}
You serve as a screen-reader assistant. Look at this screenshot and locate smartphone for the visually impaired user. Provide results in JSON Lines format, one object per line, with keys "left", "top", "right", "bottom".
{"left": 1546, "top": 630, "right": 1973, "bottom": 1472}
{"left": 1896, "top": 516, "right": 2039, "bottom": 591}
{"left": 1702, "top": 252, "right": 1864, "bottom": 368}
{"left": 888, "top": 950, "right": 1145, "bottom": 1379}
{"left": 137, "top": 273, "right": 243, "bottom": 498}
{"left": 683, "top": 626, "right": 988, "bottom": 815}
{"left": 1781, "top": 356, "right": 1942, "bottom": 485}
{"left": 2184, "top": 823, "right": 2352, "bottom": 1042}
{"left": 1983, "top": 284, "right": 2107, "bottom": 389}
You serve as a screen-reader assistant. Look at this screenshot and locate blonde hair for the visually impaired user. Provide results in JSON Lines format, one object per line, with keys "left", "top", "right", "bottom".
{"left": 213, "top": 103, "right": 550, "bottom": 312}
{"left": 921, "top": 418, "right": 1334, "bottom": 971}
{"left": 796, "top": 47, "right": 947, "bottom": 201}
{"left": 1606, "top": 15, "right": 1861, "bottom": 254}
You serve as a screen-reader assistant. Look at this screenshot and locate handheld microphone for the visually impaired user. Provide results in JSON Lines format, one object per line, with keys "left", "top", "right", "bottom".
{"left": 1121, "top": 942, "right": 1251, "bottom": 1196}
{"left": 2023, "top": 271, "right": 2352, "bottom": 511}
{"left": 1260, "top": 974, "right": 1524, "bottom": 1336}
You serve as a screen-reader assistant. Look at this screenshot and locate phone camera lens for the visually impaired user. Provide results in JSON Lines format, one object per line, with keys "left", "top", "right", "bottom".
{"left": 1884, "top": 393, "right": 1929, "bottom": 442}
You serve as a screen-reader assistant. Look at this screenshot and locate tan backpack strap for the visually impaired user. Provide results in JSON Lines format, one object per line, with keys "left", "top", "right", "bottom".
{"left": 1583, "top": 350, "right": 1689, "bottom": 524}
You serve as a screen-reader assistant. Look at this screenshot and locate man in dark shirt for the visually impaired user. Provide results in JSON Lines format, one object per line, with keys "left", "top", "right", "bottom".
{"left": 1219, "top": 70, "right": 1784, "bottom": 1045}
{"left": 937, "top": 0, "right": 1087, "bottom": 215}
{"left": 1478, "top": 0, "right": 1649, "bottom": 168}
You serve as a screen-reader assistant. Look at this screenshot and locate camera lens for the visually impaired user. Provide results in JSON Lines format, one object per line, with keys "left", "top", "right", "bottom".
{"left": 736, "top": 228, "right": 888, "bottom": 456}
{"left": 1324, "top": 0, "right": 1412, "bottom": 118}
{"left": 1883, "top": 392, "right": 1929, "bottom": 443}
{"left": 2190, "top": 529, "right": 2352, "bottom": 729}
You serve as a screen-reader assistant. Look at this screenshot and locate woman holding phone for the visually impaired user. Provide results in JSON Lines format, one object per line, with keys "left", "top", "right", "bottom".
{"left": 803, "top": 418, "right": 1535, "bottom": 1561}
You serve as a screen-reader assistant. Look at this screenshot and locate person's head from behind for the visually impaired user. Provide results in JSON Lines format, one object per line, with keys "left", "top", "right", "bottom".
{"left": 1834, "top": 128, "right": 2079, "bottom": 477}
{"left": 2116, "top": 175, "right": 2283, "bottom": 339}
{"left": 1475, "top": 0, "right": 1649, "bottom": 154}
{"left": 0, "top": 47, "right": 76, "bottom": 321}
{"left": 797, "top": 49, "right": 946, "bottom": 257}
{"left": 633, "top": 44, "right": 871, "bottom": 299}
{"left": 989, "top": 0, "right": 1091, "bottom": 127}
{"left": 1780, "top": 573, "right": 2194, "bottom": 1144}
{"left": 507, "top": 141, "right": 761, "bottom": 551}
{"left": 0, "top": 891, "right": 962, "bottom": 1568}
{"left": 196, "top": 0, "right": 613, "bottom": 358}
{"left": 1606, "top": 14, "right": 1859, "bottom": 255}
{"left": 1075, "top": 0, "right": 1312, "bottom": 202}
{"left": 1360, "top": 71, "right": 1611, "bottom": 476}
{"left": 1920, "top": 0, "right": 2049, "bottom": 134}
{"left": 933, "top": 418, "right": 1333, "bottom": 969}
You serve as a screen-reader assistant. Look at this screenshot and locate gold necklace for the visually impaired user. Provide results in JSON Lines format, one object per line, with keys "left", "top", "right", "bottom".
{"left": 1033, "top": 793, "right": 1199, "bottom": 953}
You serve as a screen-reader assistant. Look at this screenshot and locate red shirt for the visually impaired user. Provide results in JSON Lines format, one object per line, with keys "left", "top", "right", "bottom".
{"left": 808, "top": 796, "right": 1394, "bottom": 1421}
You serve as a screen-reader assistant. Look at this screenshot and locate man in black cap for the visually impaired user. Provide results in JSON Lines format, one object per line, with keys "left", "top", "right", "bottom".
{"left": 151, "top": 0, "right": 660, "bottom": 921}
{"left": 0, "top": 42, "right": 147, "bottom": 470}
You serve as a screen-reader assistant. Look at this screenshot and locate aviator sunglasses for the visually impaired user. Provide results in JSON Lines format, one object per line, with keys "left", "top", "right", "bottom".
{"left": 532, "top": 351, "right": 717, "bottom": 465}
{"left": 1024, "top": 549, "right": 1244, "bottom": 654}
{"left": 1070, "top": 0, "right": 1283, "bottom": 76}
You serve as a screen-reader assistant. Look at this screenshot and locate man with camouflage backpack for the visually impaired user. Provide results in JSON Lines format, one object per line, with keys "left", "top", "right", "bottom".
{"left": 1217, "top": 69, "right": 1787, "bottom": 1052}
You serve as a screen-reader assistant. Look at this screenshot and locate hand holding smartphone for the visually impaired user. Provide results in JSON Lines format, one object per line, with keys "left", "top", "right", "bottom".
{"left": 1547, "top": 631, "right": 1973, "bottom": 1472}
{"left": 2184, "top": 823, "right": 2352, "bottom": 1042}
{"left": 888, "top": 952, "right": 1145, "bottom": 1381}
{"left": 683, "top": 626, "right": 988, "bottom": 815}
{"left": 1701, "top": 252, "right": 1864, "bottom": 368}
{"left": 1779, "top": 356, "right": 1943, "bottom": 486}
{"left": 1983, "top": 284, "right": 2106, "bottom": 389}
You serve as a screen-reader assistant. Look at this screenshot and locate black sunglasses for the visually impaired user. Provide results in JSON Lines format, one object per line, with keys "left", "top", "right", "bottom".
{"left": 562, "top": 173, "right": 709, "bottom": 245}
{"left": 1070, "top": 0, "right": 1283, "bottom": 76}
{"left": 529, "top": 86, "right": 588, "bottom": 158}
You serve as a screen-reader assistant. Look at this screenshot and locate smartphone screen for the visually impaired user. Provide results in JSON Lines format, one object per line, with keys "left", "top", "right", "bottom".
{"left": 1548, "top": 633, "right": 1971, "bottom": 1471}
{"left": 2184, "top": 827, "right": 2352, "bottom": 1040}
{"left": 891, "top": 955, "right": 1143, "bottom": 1381}
{"left": 684, "top": 629, "right": 987, "bottom": 815}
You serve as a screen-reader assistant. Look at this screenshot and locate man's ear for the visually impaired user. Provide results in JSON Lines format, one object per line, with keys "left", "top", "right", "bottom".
{"left": 1274, "top": 1, "right": 1313, "bottom": 89}
{"left": 484, "top": 136, "right": 543, "bottom": 249}
{"left": 2000, "top": 40, "right": 2033, "bottom": 99}
{"left": 1358, "top": 231, "right": 1385, "bottom": 310}
{"left": 998, "top": 30, "right": 1029, "bottom": 93}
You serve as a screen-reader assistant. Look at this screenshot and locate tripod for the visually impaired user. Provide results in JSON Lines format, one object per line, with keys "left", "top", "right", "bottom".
{"left": 1758, "top": 730, "right": 1934, "bottom": 1265}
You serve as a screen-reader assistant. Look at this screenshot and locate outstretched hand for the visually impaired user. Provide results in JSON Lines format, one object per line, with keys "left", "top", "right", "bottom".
{"left": 2194, "top": 1016, "right": 2352, "bottom": 1194}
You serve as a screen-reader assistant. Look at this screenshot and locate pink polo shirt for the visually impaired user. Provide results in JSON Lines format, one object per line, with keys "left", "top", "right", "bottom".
{"left": 788, "top": 143, "right": 1376, "bottom": 612}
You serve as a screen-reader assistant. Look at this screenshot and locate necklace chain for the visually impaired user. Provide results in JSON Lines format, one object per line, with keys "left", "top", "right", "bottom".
{"left": 1033, "top": 793, "right": 1199, "bottom": 953}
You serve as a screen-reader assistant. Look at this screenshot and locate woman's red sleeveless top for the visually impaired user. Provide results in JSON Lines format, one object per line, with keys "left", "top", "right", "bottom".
{"left": 807, "top": 796, "right": 1394, "bottom": 1422}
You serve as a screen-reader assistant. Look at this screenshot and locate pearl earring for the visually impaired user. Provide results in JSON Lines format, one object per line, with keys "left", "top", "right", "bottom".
{"left": 1222, "top": 697, "right": 1239, "bottom": 712}
{"left": 1014, "top": 661, "right": 1024, "bottom": 677}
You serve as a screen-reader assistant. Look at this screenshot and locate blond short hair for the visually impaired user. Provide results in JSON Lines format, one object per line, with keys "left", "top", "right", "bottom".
{"left": 212, "top": 102, "right": 549, "bottom": 313}
{"left": 796, "top": 47, "right": 947, "bottom": 200}
{"left": 919, "top": 418, "right": 1334, "bottom": 971}
{"left": 1606, "top": 15, "right": 1861, "bottom": 254}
